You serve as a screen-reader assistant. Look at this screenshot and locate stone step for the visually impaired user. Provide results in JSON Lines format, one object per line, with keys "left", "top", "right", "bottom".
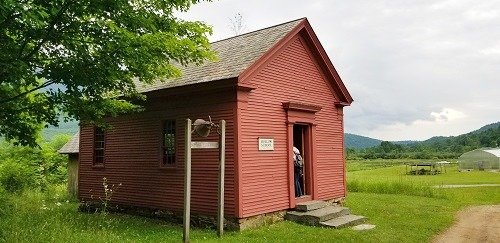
{"left": 320, "top": 214, "right": 367, "bottom": 228}
{"left": 285, "top": 206, "right": 350, "bottom": 226}
{"left": 295, "top": 200, "right": 328, "bottom": 212}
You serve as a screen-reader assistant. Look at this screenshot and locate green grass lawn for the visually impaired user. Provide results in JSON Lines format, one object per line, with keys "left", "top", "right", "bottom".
{"left": 348, "top": 164, "right": 500, "bottom": 185}
{"left": 1, "top": 162, "right": 499, "bottom": 242}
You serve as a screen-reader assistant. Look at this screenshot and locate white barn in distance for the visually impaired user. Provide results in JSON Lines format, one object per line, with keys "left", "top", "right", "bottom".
{"left": 458, "top": 148, "right": 500, "bottom": 171}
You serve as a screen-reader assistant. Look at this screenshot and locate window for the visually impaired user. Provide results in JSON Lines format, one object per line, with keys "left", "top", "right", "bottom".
{"left": 162, "top": 120, "right": 176, "bottom": 166}
{"left": 93, "top": 127, "right": 105, "bottom": 166}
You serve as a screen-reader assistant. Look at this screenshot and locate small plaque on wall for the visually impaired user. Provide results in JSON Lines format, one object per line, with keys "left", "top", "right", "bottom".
{"left": 258, "top": 138, "right": 274, "bottom": 151}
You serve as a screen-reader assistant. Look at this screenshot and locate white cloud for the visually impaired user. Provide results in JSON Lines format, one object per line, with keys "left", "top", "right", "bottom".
{"left": 430, "top": 108, "right": 466, "bottom": 122}
{"left": 464, "top": 8, "right": 499, "bottom": 21}
{"left": 366, "top": 109, "right": 470, "bottom": 141}
{"left": 177, "top": 0, "right": 500, "bottom": 140}
{"left": 480, "top": 47, "right": 500, "bottom": 56}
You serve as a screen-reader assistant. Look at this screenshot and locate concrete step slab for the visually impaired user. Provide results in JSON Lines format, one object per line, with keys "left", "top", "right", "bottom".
{"left": 295, "top": 200, "right": 328, "bottom": 212}
{"left": 285, "top": 206, "right": 350, "bottom": 226}
{"left": 320, "top": 214, "right": 367, "bottom": 228}
{"left": 352, "top": 224, "right": 376, "bottom": 231}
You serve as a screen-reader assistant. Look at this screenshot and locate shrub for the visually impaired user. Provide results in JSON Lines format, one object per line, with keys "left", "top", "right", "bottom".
{"left": 44, "top": 183, "right": 74, "bottom": 202}
{"left": 0, "top": 183, "right": 10, "bottom": 241}
{"left": 0, "top": 138, "right": 69, "bottom": 190}
{"left": 33, "top": 144, "right": 68, "bottom": 188}
{"left": 49, "top": 134, "right": 72, "bottom": 151}
{"left": 0, "top": 160, "right": 35, "bottom": 193}
{"left": 0, "top": 183, "right": 7, "bottom": 208}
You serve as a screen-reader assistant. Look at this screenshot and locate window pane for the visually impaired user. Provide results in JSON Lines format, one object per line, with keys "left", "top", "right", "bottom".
{"left": 94, "top": 127, "right": 105, "bottom": 165}
{"left": 162, "top": 120, "right": 176, "bottom": 166}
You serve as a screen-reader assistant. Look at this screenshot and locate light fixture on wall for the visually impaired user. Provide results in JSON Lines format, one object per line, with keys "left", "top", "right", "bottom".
{"left": 192, "top": 116, "right": 218, "bottom": 137}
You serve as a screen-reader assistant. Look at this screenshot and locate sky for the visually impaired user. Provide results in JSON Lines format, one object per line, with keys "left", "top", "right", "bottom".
{"left": 177, "top": 0, "right": 500, "bottom": 141}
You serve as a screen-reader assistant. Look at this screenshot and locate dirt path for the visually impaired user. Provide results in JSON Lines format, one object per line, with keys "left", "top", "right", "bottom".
{"left": 432, "top": 205, "right": 500, "bottom": 243}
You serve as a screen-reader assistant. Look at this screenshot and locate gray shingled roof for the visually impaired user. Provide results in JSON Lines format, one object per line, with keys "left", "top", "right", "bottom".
{"left": 58, "top": 132, "right": 79, "bottom": 154}
{"left": 137, "top": 18, "right": 303, "bottom": 93}
{"left": 58, "top": 19, "right": 304, "bottom": 154}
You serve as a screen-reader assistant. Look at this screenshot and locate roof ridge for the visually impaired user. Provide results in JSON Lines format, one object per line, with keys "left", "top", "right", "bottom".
{"left": 210, "top": 17, "right": 306, "bottom": 45}
{"left": 137, "top": 17, "right": 309, "bottom": 93}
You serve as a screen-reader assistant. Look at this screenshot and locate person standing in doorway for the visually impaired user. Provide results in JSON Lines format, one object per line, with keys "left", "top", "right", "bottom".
{"left": 293, "top": 146, "right": 304, "bottom": 197}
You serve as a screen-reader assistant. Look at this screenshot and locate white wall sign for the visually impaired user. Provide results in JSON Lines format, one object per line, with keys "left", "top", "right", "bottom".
{"left": 258, "top": 138, "right": 274, "bottom": 151}
{"left": 191, "top": 141, "right": 219, "bottom": 149}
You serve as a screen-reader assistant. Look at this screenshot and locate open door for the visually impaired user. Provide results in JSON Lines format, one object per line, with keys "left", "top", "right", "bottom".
{"left": 293, "top": 124, "right": 312, "bottom": 202}
{"left": 283, "top": 101, "right": 321, "bottom": 208}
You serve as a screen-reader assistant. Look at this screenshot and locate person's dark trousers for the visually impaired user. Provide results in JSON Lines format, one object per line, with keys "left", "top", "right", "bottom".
{"left": 294, "top": 168, "right": 304, "bottom": 197}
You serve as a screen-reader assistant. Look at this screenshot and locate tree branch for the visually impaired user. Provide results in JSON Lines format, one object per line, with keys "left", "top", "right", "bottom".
{"left": 0, "top": 80, "right": 54, "bottom": 105}
{"left": 21, "top": 1, "right": 73, "bottom": 61}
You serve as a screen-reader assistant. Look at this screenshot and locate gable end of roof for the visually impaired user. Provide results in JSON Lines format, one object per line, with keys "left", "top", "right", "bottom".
{"left": 58, "top": 132, "right": 80, "bottom": 154}
{"left": 237, "top": 18, "right": 353, "bottom": 105}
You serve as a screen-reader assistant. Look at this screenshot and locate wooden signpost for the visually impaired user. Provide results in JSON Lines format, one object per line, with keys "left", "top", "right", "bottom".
{"left": 183, "top": 119, "right": 192, "bottom": 243}
{"left": 183, "top": 118, "right": 226, "bottom": 243}
{"left": 217, "top": 120, "right": 226, "bottom": 237}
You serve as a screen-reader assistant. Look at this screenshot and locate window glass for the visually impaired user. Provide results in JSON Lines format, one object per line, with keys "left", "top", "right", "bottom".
{"left": 94, "top": 127, "right": 105, "bottom": 165}
{"left": 162, "top": 120, "right": 176, "bottom": 166}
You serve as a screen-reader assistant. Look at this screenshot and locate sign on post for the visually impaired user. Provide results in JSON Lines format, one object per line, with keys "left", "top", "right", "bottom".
{"left": 183, "top": 119, "right": 192, "bottom": 243}
{"left": 184, "top": 118, "right": 226, "bottom": 243}
{"left": 217, "top": 120, "right": 226, "bottom": 237}
{"left": 191, "top": 141, "right": 219, "bottom": 149}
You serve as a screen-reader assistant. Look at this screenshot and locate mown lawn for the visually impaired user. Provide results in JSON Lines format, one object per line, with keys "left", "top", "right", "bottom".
{"left": 1, "top": 163, "right": 499, "bottom": 242}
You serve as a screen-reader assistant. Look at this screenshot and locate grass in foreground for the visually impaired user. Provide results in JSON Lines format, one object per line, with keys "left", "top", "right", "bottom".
{"left": 1, "top": 187, "right": 498, "bottom": 243}
{"left": 1, "top": 164, "right": 499, "bottom": 242}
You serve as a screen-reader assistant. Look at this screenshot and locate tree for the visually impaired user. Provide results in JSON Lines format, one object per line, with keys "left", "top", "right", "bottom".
{"left": 379, "top": 141, "right": 402, "bottom": 153}
{"left": 228, "top": 13, "right": 247, "bottom": 35}
{"left": 0, "top": 0, "right": 215, "bottom": 146}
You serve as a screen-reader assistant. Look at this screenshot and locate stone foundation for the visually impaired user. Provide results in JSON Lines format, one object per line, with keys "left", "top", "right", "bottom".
{"left": 237, "top": 210, "right": 287, "bottom": 230}
{"left": 78, "top": 196, "right": 346, "bottom": 231}
{"left": 326, "top": 197, "right": 346, "bottom": 206}
{"left": 79, "top": 201, "right": 240, "bottom": 231}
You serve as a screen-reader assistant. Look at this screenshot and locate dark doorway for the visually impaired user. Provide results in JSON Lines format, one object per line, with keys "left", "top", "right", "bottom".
{"left": 293, "top": 125, "right": 304, "bottom": 155}
{"left": 293, "top": 124, "right": 309, "bottom": 198}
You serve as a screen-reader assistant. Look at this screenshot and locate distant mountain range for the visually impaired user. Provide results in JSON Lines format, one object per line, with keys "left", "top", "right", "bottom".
{"left": 345, "top": 122, "right": 500, "bottom": 149}
{"left": 42, "top": 119, "right": 500, "bottom": 150}
{"left": 344, "top": 134, "right": 381, "bottom": 149}
{"left": 42, "top": 120, "right": 79, "bottom": 140}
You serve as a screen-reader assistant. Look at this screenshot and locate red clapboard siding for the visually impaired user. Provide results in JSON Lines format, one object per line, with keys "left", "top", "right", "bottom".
{"left": 78, "top": 87, "right": 237, "bottom": 217}
{"left": 239, "top": 35, "right": 345, "bottom": 217}
{"left": 78, "top": 21, "right": 350, "bottom": 221}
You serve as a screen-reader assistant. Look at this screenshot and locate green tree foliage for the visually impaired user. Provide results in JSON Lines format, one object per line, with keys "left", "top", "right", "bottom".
{"left": 0, "top": 134, "right": 71, "bottom": 192}
{"left": 0, "top": 159, "right": 34, "bottom": 193}
{"left": 1, "top": 0, "right": 214, "bottom": 146}
{"left": 347, "top": 126, "right": 500, "bottom": 160}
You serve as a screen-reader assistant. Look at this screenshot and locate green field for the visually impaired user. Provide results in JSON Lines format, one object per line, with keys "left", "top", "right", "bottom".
{"left": 346, "top": 158, "right": 440, "bottom": 172}
{"left": 1, "top": 161, "right": 499, "bottom": 242}
{"left": 349, "top": 164, "right": 500, "bottom": 185}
